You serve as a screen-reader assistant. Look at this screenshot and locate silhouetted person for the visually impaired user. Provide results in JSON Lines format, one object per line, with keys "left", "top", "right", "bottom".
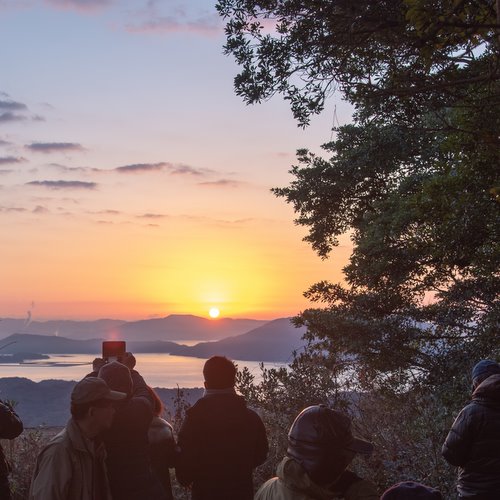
{"left": 381, "top": 481, "right": 442, "bottom": 499}
{"left": 442, "top": 360, "right": 500, "bottom": 499}
{"left": 147, "top": 385, "right": 176, "bottom": 500}
{"left": 176, "top": 355, "right": 268, "bottom": 499}
{"left": 0, "top": 398, "right": 23, "bottom": 500}
{"left": 255, "top": 404, "right": 378, "bottom": 500}
{"left": 94, "top": 356, "right": 167, "bottom": 500}
{"left": 29, "top": 377, "right": 126, "bottom": 500}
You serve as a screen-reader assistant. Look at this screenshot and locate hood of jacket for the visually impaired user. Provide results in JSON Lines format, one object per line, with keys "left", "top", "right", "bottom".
{"left": 473, "top": 374, "right": 500, "bottom": 406}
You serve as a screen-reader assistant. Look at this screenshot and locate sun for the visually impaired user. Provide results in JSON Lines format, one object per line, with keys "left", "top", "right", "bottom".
{"left": 209, "top": 307, "right": 220, "bottom": 319}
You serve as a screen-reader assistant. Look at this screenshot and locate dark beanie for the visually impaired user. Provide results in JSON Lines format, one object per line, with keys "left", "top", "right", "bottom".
{"left": 472, "top": 360, "right": 500, "bottom": 387}
{"left": 381, "top": 481, "right": 442, "bottom": 500}
{"left": 98, "top": 361, "right": 132, "bottom": 396}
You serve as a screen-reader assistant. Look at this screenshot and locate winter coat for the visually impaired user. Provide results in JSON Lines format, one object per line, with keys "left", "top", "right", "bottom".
{"left": 175, "top": 391, "right": 268, "bottom": 500}
{"left": 148, "top": 415, "right": 176, "bottom": 500}
{"left": 442, "top": 373, "right": 500, "bottom": 498}
{"left": 29, "top": 418, "right": 112, "bottom": 500}
{"left": 100, "top": 370, "right": 167, "bottom": 500}
{"left": 255, "top": 457, "right": 378, "bottom": 500}
{"left": 0, "top": 400, "right": 23, "bottom": 500}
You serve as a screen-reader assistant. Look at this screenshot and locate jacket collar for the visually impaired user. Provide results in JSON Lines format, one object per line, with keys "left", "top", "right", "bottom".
{"left": 277, "top": 457, "right": 335, "bottom": 500}
{"left": 66, "top": 418, "right": 97, "bottom": 455}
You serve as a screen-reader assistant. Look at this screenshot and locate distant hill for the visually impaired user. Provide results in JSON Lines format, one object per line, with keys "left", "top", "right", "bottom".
{"left": 0, "top": 315, "right": 267, "bottom": 342}
{"left": 0, "top": 377, "right": 203, "bottom": 427}
{"left": 0, "top": 333, "right": 181, "bottom": 356}
{"left": 115, "top": 315, "right": 267, "bottom": 341}
{"left": 174, "top": 318, "right": 307, "bottom": 362}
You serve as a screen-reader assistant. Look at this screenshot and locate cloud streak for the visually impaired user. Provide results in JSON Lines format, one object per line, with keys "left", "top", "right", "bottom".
{"left": 44, "top": 0, "right": 113, "bottom": 12}
{"left": 26, "top": 142, "right": 85, "bottom": 154}
{"left": 0, "top": 99, "right": 28, "bottom": 111}
{"left": 114, "top": 162, "right": 168, "bottom": 173}
{"left": 198, "top": 179, "right": 243, "bottom": 188}
{"left": 26, "top": 180, "right": 97, "bottom": 190}
{"left": 126, "top": 14, "right": 223, "bottom": 37}
{"left": 0, "top": 156, "right": 26, "bottom": 165}
{"left": 0, "top": 111, "right": 26, "bottom": 123}
{"left": 114, "top": 162, "right": 214, "bottom": 176}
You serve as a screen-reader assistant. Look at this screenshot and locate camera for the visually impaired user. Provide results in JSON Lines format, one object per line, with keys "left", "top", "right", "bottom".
{"left": 102, "top": 340, "right": 126, "bottom": 363}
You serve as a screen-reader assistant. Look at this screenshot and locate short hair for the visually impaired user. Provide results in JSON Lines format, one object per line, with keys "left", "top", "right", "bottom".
{"left": 203, "top": 356, "right": 236, "bottom": 389}
{"left": 71, "top": 398, "right": 113, "bottom": 420}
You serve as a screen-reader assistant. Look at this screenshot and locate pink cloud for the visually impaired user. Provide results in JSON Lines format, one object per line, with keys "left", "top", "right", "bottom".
{"left": 126, "top": 14, "right": 223, "bottom": 38}
{"left": 44, "top": 0, "right": 113, "bottom": 12}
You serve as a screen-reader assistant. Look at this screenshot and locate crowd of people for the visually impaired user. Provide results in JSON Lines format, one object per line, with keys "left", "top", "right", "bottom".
{"left": 1, "top": 355, "right": 500, "bottom": 499}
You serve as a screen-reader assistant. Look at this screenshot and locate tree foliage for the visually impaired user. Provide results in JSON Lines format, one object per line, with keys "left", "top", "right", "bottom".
{"left": 218, "top": 0, "right": 500, "bottom": 393}
{"left": 217, "top": 0, "right": 500, "bottom": 125}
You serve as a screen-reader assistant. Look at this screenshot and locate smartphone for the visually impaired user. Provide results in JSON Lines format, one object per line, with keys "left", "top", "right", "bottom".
{"left": 102, "top": 340, "right": 126, "bottom": 362}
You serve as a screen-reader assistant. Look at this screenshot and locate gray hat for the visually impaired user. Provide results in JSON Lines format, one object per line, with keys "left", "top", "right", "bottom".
{"left": 71, "top": 377, "right": 127, "bottom": 405}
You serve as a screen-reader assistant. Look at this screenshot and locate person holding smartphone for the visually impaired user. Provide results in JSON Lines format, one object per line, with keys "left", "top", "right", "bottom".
{"left": 91, "top": 350, "right": 167, "bottom": 500}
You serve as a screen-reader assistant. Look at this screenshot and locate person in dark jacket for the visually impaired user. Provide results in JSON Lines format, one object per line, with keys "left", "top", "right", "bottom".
{"left": 92, "top": 355, "right": 167, "bottom": 500}
{"left": 147, "top": 385, "right": 176, "bottom": 500}
{"left": 175, "top": 355, "right": 268, "bottom": 500}
{"left": 442, "top": 361, "right": 500, "bottom": 499}
{"left": 0, "top": 398, "right": 23, "bottom": 500}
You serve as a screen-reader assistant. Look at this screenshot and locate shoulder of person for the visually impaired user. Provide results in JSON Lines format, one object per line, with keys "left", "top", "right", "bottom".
{"left": 344, "top": 477, "right": 379, "bottom": 500}
{"left": 0, "top": 400, "right": 23, "bottom": 439}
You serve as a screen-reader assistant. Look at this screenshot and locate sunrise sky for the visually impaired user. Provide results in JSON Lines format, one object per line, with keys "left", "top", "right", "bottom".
{"left": 0, "top": 0, "right": 353, "bottom": 321}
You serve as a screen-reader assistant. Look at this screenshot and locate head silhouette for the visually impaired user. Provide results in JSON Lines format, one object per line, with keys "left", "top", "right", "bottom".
{"left": 203, "top": 356, "right": 236, "bottom": 389}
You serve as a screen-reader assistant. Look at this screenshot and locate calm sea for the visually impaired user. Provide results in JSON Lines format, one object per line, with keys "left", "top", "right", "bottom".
{"left": 0, "top": 353, "right": 285, "bottom": 388}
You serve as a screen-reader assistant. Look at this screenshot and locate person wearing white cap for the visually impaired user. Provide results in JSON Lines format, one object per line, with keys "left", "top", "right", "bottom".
{"left": 29, "top": 377, "right": 126, "bottom": 500}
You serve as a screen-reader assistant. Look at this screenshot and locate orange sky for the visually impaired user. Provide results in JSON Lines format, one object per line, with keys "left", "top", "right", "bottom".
{"left": 0, "top": 1, "right": 353, "bottom": 321}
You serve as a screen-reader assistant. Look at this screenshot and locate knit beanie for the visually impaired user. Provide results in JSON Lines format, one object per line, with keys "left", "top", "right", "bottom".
{"left": 471, "top": 360, "right": 500, "bottom": 388}
{"left": 381, "top": 481, "right": 442, "bottom": 499}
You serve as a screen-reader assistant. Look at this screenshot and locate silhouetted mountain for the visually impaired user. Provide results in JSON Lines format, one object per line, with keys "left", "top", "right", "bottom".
{"left": 0, "top": 315, "right": 267, "bottom": 341}
{"left": 0, "top": 377, "right": 203, "bottom": 427}
{"left": 0, "top": 318, "right": 125, "bottom": 340}
{"left": 174, "top": 318, "right": 306, "bottom": 362}
{"left": 115, "top": 315, "right": 266, "bottom": 341}
{"left": 0, "top": 318, "right": 306, "bottom": 362}
{"left": 0, "top": 333, "right": 180, "bottom": 355}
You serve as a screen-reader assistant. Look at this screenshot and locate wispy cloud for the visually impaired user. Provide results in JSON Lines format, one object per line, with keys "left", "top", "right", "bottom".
{"left": 113, "top": 161, "right": 214, "bottom": 177}
{"left": 198, "top": 179, "right": 243, "bottom": 188}
{"left": 0, "top": 99, "right": 28, "bottom": 111}
{"left": 33, "top": 205, "right": 49, "bottom": 214}
{"left": 0, "top": 93, "right": 40, "bottom": 123}
{"left": 0, "top": 111, "right": 26, "bottom": 123}
{"left": 137, "top": 213, "right": 168, "bottom": 219}
{"left": 126, "top": 14, "right": 222, "bottom": 37}
{"left": 0, "top": 205, "right": 27, "bottom": 213}
{"left": 91, "top": 209, "right": 121, "bottom": 215}
{"left": 0, "top": 156, "right": 26, "bottom": 165}
{"left": 0, "top": 169, "right": 13, "bottom": 175}
{"left": 44, "top": 0, "right": 113, "bottom": 12}
{"left": 26, "top": 180, "right": 97, "bottom": 190}
{"left": 125, "top": 2, "right": 222, "bottom": 38}
{"left": 48, "top": 162, "right": 100, "bottom": 173}
{"left": 0, "top": 139, "right": 11, "bottom": 146}
{"left": 26, "top": 142, "right": 85, "bottom": 154}
{"left": 169, "top": 164, "right": 214, "bottom": 176}
{"left": 114, "top": 162, "right": 168, "bottom": 173}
